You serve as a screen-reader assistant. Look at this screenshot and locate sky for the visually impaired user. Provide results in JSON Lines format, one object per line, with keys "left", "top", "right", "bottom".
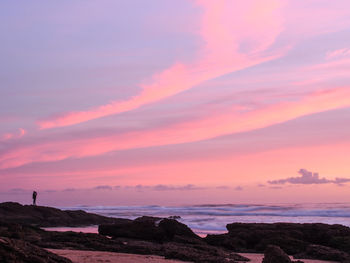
{"left": 1, "top": 0, "right": 350, "bottom": 206}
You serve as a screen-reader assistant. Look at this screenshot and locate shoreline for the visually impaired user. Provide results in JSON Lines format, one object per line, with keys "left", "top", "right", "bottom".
{"left": 2, "top": 202, "right": 350, "bottom": 263}
{"left": 48, "top": 249, "right": 337, "bottom": 263}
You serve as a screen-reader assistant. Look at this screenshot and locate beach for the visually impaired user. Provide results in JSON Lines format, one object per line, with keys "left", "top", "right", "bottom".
{"left": 49, "top": 249, "right": 337, "bottom": 263}
{"left": 1, "top": 202, "right": 350, "bottom": 263}
{"left": 48, "top": 249, "right": 187, "bottom": 263}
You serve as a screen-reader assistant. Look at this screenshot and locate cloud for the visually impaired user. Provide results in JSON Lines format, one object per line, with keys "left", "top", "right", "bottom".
{"left": 216, "top": 185, "right": 230, "bottom": 190}
{"left": 132, "top": 184, "right": 205, "bottom": 192}
{"left": 1, "top": 128, "right": 26, "bottom": 141}
{"left": 268, "top": 169, "right": 350, "bottom": 185}
{"left": 234, "top": 186, "right": 243, "bottom": 191}
{"left": 37, "top": 0, "right": 285, "bottom": 129}
{"left": 2, "top": 87, "right": 350, "bottom": 170}
{"left": 326, "top": 48, "right": 350, "bottom": 60}
{"left": 93, "top": 185, "right": 113, "bottom": 191}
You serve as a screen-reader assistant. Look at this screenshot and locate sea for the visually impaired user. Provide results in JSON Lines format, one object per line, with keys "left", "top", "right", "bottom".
{"left": 45, "top": 203, "right": 350, "bottom": 236}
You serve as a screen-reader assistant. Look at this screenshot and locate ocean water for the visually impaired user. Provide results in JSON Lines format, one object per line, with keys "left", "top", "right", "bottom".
{"left": 56, "top": 203, "right": 350, "bottom": 236}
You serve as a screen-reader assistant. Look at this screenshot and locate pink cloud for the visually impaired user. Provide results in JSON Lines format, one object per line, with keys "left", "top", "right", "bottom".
{"left": 268, "top": 169, "right": 350, "bottom": 185}
{"left": 326, "top": 48, "right": 350, "bottom": 60}
{"left": 1, "top": 87, "right": 350, "bottom": 170}
{"left": 1, "top": 128, "right": 27, "bottom": 141}
{"left": 37, "top": 0, "right": 286, "bottom": 129}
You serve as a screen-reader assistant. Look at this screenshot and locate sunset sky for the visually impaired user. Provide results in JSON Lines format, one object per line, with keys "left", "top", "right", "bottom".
{"left": 1, "top": 0, "right": 350, "bottom": 206}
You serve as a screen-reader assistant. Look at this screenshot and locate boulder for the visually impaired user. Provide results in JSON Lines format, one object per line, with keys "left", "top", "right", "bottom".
{"left": 0, "top": 202, "right": 118, "bottom": 227}
{"left": 262, "top": 245, "right": 304, "bottom": 263}
{"left": 0, "top": 237, "right": 72, "bottom": 263}
{"left": 294, "top": 244, "right": 350, "bottom": 262}
{"left": 206, "top": 222, "right": 350, "bottom": 259}
{"left": 99, "top": 216, "right": 200, "bottom": 242}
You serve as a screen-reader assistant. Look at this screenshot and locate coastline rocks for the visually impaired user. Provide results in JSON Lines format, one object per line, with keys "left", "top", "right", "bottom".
{"left": 262, "top": 245, "right": 304, "bottom": 263}
{"left": 99, "top": 216, "right": 200, "bottom": 242}
{"left": 0, "top": 221, "right": 249, "bottom": 263}
{"left": 0, "top": 202, "right": 118, "bottom": 227}
{"left": 262, "top": 245, "right": 292, "bottom": 263}
{"left": 294, "top": 244, "right": 350, "bottom": 262}
{"left": 205, "top": 223, "right": 350, "bottom": 261}
{"left": 0, "top": 237, "right": 72, "bottom": 263}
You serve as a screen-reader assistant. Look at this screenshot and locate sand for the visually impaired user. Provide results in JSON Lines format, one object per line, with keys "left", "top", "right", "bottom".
{"left": 49, "top": 249, "right": 337, "bottom": 263}
{"left": 48, "top": 249, "right": 187, "bottom": 263}
{"left": 240, "top": 253, "right": 337, "bottom": 263}
{"left": 49, "top": 249, "right": 338, "bottom": 263}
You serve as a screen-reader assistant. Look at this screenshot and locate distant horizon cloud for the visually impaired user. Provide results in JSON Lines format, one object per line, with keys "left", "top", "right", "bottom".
{"left": 268, "top": 169, "right": 350, "bottom": 185}
{"left": 1, "top": 184, "right": 216, "bottom": 194}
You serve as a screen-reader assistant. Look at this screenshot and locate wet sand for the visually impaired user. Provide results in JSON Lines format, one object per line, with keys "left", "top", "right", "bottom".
{"left": 49, "top": 249, "right": 337, "bottom": 263}
{"left": 240, "top": 253, "right": 336, "bottom": 263}
{"left": 48, "top": 249, "right": 187, "bottom": 263}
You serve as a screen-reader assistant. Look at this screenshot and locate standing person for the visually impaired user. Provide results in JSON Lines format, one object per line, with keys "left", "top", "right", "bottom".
{"left": 32, "top": 191, "right": 37, "bottom": 205}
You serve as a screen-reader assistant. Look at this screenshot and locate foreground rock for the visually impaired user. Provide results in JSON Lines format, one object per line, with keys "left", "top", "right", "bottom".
{"left": 99, "top": 216, "right": 200, "bottom": 242}
{"left": 294, "top": 244, "right": 350, "bottom": 262}
{"left": 262, "top": 245, "right": 303, "bottom": 263}
{"left": 0, "top": 236, "right": 72, "bottom": 263}
{"left": 0, "top": 221, "right": 249, "bottom": 263}
{"left": 205, "top": 222, "right": 350, "bottom": 261}
{"left": 0, "top": 202, "right": 118, "bottom": 227}
{"left": 2, "top": 202, "right": 350, "bottom": 262}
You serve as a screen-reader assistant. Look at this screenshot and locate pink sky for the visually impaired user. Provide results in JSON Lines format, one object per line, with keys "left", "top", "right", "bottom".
{"left": 1, "top": 0, "right": 350, "bottom": 206}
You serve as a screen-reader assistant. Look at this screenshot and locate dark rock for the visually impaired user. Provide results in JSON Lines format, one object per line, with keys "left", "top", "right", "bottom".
{"left": 294, "top": 244, "right": 350, "bottom": 261}
{"left": 0, "top": 237, "right": 72, "bottom": 263}
{"left": 99, "top": 216, "right": 200, "bottom": 243}
{"left": 0, "top": 221, "right": 249, "bottom": 263}
{"left": 0, "top": 202, "right": 118, "bottom": 227}
{"left": 99, "top": 216, "right": 164, "bottom": 241}
{"left": 205, "top": 222, "right": 350, "bottom": 261}
{"left": 262, "top": 245, "right": 292, "bottom": 263}
{"left": 159, "top": 218, "right": 199, "bottom": 240}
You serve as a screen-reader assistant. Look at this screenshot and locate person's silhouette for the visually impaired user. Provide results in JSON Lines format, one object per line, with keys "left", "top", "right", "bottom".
{"left": 32, "top": 191, "right": 37, "bottom": 206}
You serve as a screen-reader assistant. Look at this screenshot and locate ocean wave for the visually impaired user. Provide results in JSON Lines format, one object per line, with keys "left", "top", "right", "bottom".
{"left": 61, "top": 203, "right": 350, "bottom": 234}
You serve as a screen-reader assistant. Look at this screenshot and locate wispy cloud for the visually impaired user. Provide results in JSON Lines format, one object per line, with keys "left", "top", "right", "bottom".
{"left": 1, "top": 128, "right": 26, "bottom": 141}
{"left": 234, "top": 186, "right": 243, "bottom": 191}
{"left": 326, "top": 48, "right": 350, "bottom": 60}
{"left": 133, "top": 184, "right": 205, "bottom": 192}
{"left": 93, "top": 185, "right": 113, "bottom": 191}
{"left": 268, "top": 169, "right": 350, "bottom": 185}
{"left": 2, "top": 87, "right": 350, "bottom": 170}
{"left": 37, "top": 0, "right": 285, "bottom": 129}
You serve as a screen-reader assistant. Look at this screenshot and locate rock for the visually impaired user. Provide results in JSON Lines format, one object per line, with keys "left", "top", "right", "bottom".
{"left": 0, "top": 221, "right": 249, "bottom": 263}
{"left": 262, "top": 245, "right": 292, "bottom": 263}
{"left": 205, "top": 222, "right": 350, "bottom": 260}
{"left": 294, "top": 244, "right": 350, "bottom": 262}
{"left": 159, "top": 218, "right": 199, "bottom": 240}
{"left": 99, "top": 216, "right": 200, "bottom": 242}
{"left": 0, "top": 237, "right": 72, "bottom": 263}
{"left": 99, "top": 216, "right": 165, "bottom": 241}
{"left": 0, "top": 202, "right": 118, "bottom": 227}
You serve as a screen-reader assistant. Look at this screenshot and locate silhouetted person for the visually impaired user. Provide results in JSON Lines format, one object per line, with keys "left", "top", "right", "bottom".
{"left": 32, "top": 191, "right": 37, "bottom": 205}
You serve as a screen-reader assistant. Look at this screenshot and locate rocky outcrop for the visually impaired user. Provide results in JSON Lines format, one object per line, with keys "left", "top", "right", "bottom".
{"left": 205, "top": 222, "right": 350, "bottom": 261}
{"left": 99, "top": 216, "right": 200, "bottom": 243}
{"left": 0, "top": 202, "right": 118, "bottom": 227}
{"left": 294, "top": 244, "right": 350, "bottom": 262}
{"left": 0, "top": 220, "right": 249, "bottom": 263}
{"left": 0, "top": 237, "right": 72, "bottom": 263}
{"left": 262, "top": 245, "right": 304, "bottom": 263}
{"left": 2, "top": 202, "right": 350, "bottom": 262}
{"left": 262, "top": 245, "right": 292, "bottom": 263}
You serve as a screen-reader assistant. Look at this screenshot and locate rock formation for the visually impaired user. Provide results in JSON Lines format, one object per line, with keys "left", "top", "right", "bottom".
{"left": 0, "top": 202, "right": 118, "bottom": 227}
